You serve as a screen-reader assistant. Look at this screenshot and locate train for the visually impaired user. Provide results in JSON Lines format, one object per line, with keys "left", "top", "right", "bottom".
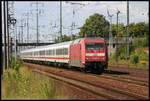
{"left": 20, "top": 37, "right": 108, "bottom": 73}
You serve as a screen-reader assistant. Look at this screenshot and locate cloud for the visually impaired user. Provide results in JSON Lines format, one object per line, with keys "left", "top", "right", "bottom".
{"left": 74, "top": 1, "right": 148, "bottom": 24}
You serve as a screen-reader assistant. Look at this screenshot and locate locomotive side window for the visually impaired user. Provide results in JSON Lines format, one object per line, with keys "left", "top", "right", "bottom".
{"left": 86, "top": 43, "right": 104, "bottom": 50}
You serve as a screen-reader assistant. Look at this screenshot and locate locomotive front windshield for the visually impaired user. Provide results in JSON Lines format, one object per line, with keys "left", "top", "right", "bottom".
{"left": 86, "top": 43, "right": 104, "bottom": 50}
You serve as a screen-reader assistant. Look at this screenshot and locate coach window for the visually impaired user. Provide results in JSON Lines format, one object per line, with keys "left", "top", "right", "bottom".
{"left": 39, "top": 51, "right": 42, "bottom": 56}
{"left": 43, "top": 50, "right": 44, "bottom": 55}
{"left": 42, "top": 51, "right": 44, "bottom": 55}
{"left": 60, "top": 48, "right": 62, "bottom": 55}
{"left": 36, "top": 51, "right": 37, "bottom": 56}
{"left": 41, "top": 51, "right": 43, "bottom": 55}
{"left": 64, "top": 48, "right": 66, "bottom": 55}
{"left": 47, "top": 50, "right": 49, "bottom": 55}
{"left": 56, "top": 49, "right": 59, "bottom": 55}
{"left": 50, "top": 50, "right": 52, "bottom": 55}
{"left": 63, "top": 48, "right": 66, "bottom": 55}
{"left": 42, "top": 51, "right": 44, "bottom": 56}
{"left": 57, "top": 49, "right": 59, "bottom": 55}
{"left": 56, "top": 49, "right": 58, "bottom": 55}
{"left": 46, "top": 50, "right": 48, "bottom": 55}
{"left": 51, "top": 49, "right": 53, "bottom": 55}
{"left": 61, "top": 48, "right": 63, "bottom": 55}
{"left": 41, "top": 51, "right": 43, "bottom": 56}
{"left": 53, "top": 49, "right": 55, "bottom": 55}
{"left": 49, "top": 50, "right": 52, "bottom": 55}
{"left": 59, "top": 49, "right": 61, "bottom": 55}
{"left": 48, "top": 50, "right": 50, "bottom": 55}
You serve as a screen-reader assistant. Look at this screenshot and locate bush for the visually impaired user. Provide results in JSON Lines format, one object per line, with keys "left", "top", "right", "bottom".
{"left": 10, "top": 57, "right": 21, "bottom": 71}
{"left": 135, "top": 49, "right": 148, "bottom": 61}
{"left": 132, "top": 37, "right": 149, "bottom": 47}
{"left": 130, "top": 54, "right": 139, "bottom": 64}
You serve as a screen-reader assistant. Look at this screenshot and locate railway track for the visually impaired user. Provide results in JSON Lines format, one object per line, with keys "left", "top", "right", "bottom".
{"left": 108, "top": 66, "right": 149, "bottom": 78}
{"left": 99, "top": 74, "right": 148, "bottom": 87}
{"left": 25, "top": 63, "right": 148, "bottom": 100}
{"left": 71, "top": 69, "right": 149, "bottom": 87}
{"left": 61, "top": 66, "right": 149, "bottom": 87}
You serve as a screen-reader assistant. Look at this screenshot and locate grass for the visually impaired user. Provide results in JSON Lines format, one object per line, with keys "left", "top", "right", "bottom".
{"left": 108, "top": 58, "right": 149, "bottom": 70}
{"left": 108, "top": 45, "right": 149, "bottom": 70}
{"left": 1, "top": 65, "right": 73, "bottom": 100}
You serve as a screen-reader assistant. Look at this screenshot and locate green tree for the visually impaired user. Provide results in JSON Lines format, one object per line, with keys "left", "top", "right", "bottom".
{"left": 79, "top": 13, "right": 109, "bottom": 38}
{"left": 118, "top": 23, "right": 125, "bottom": 37}
{"left": 134, "top": 22, "right": 148, "bottom": 37}
{"left": 111, "top": 23, "right": 125, "bottom": 37}
{"left": 129, "top": 22, "right": 136, "bottom": 37}
{"left": 112, "top": 24, "right": 117, "bottom": 37}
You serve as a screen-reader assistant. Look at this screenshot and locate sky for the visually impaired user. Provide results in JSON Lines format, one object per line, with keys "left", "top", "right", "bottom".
{"left": 2, "top": 1, "right": 149, "bottom": 43}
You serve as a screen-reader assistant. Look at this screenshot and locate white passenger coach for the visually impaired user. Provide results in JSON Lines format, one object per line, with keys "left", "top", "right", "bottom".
{"left": 20, "top": 41, "right": 73, "bottom": 64}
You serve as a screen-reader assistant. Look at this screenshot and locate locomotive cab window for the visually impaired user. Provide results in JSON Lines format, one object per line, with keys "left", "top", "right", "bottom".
{"left": 86, "top": 43, "right": 104, "bottom": 50}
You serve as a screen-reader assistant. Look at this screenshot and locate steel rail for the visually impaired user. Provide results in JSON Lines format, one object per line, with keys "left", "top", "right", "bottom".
{"left": 100, "top": 74, "right": 148, "bottom": 87}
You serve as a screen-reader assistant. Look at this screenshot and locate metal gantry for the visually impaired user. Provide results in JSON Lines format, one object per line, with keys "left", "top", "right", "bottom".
{"left": 65, "top": 1, "right": 87, "bottom": 40}
{"left": 116, "top": 9, "right": 120, "bottom": 66}
{"left": 3, "top": 1, "right": 7, "bottom": 70}
{"left": 126, "top": 1, "right": 129, "bottom": 60}
{"left": 30, "top": 1, "right": 44, "bottom": 44}
{"left": 107, "top": 9, "right": 114, "bottom": 57}
{"left": 60, "top": 1, "right": 62, "bottom": 42}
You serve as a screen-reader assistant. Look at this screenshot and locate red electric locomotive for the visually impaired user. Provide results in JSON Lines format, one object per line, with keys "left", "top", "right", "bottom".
{"left": 70, "top": 37, "right": 108, "bottom": 73}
